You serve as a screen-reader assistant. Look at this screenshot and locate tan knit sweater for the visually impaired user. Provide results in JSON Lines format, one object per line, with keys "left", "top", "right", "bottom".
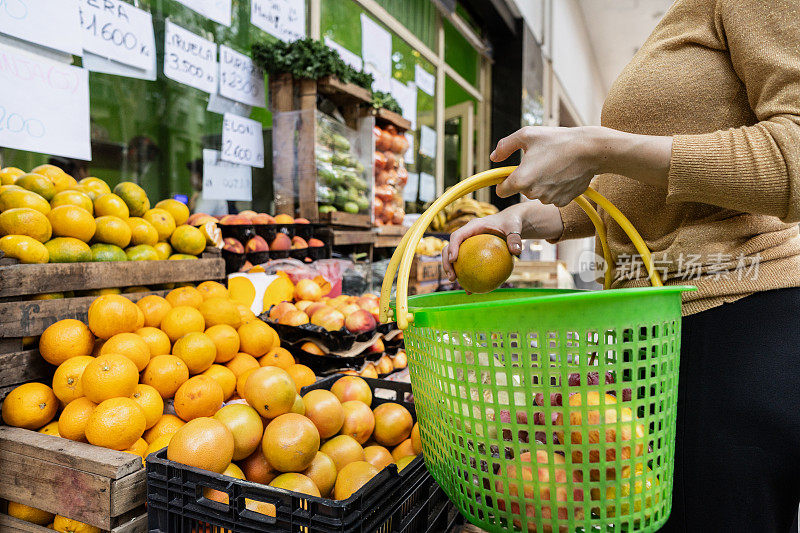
{"left": 557, "top": 0, "right": 800, "bottom": 315}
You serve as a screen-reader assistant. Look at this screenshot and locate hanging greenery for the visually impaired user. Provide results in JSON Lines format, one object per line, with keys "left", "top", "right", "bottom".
{"left": 371, "top": 91, "right": 403, "bottom": 114}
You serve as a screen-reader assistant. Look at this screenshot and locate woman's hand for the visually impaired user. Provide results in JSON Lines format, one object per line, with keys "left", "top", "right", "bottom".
{"left": 442, "top": 200, "right": 563, "bottom": 282}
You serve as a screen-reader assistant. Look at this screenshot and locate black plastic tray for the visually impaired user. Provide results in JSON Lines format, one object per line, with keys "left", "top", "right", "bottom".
{"left": 146, "top": 377, "right": 445, "bottom": 533}
{"left": 260, "top": 314, "right": 397, "bottom": 353}
{"left": 220, "top": 224, "right": 256, "bottom": 243}
{"left": 222, "top": 249, "right": 247, "bottom": 274}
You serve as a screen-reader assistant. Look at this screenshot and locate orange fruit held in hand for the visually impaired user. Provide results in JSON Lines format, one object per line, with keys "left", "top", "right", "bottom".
{"left": 87, "top": 294, "right": 140, "bottom": 339}
{"left": 243, "top": 366, "right": 297, "bottom": 419}
{"left": 333, "top": 461, "right": 379, "bottom": 500}
{"left": 165, "top": 286, "right": 203, "bottom": 308}
{"left": 285, "top": 364, "right": 315, "bottom": 393}
{"left": 205, "top": 324, "right": 240, "bottom": 363}
{"left": 213, "top": 403, "right": 264, "bottom": 460}
{"left": 51, "top": 355, "right": 94, "bottom": 405}
{"left": 301, "top": 451, "right": 338, "bottom": 497}
{"left": 302, "top": 389, "right": 344, "bottom": 439}
{"left": 130, "top": 384, "right": 165, "bottom": 429}
{"left": 453, "top": 234, "right": 514, "bottom": 294}
{"left": 143, "top": 414, "right": 185, "bottom": 444}
{"left": 259, "top": 347, "right": 295, "bottom": 369}
{"left": 39, "top": 318, "right": 94, "bottom": 365}
{"left": 174, "top": 376, "right": 224, "bottom": 421}
{"left": 225, "top": 352, "right": 260, "bottom": 378}
{"left": 372, "top": 403, "right": 414, "bottom": 447}
{"left": 135, "top": 326, "right": 171, "bottom": 357}
{"left": 85, "top": 397, "right": 146, "bottom": 451}
{"left": 331, "top": 376, "right": 372, "bottom": 406}
{"left": 167, "top": 417, "right": 234, "bottom": 474}
{"left": 262, "top": 413, "right": 320, "bottom": 472}
{"left": 141, "top": 354, "right": 189, "bottom": 399}
{"left": 340, "top": 400, "right": 376, "bottom": 444}
{"left": 171, "top": 331, "right": 216, "bottom": 374}
{"left": 196, "top": 280, "right": 229, "bottom": 300}
{"left": 320, "top": 435, "right": 365, "bottom": 472}
{"left": 100, "top": 332, "right": 150, "bottom": 371}
{"left": 57, "top": 396, "right": 96, "bottom": 441}
{"left": 201, "top": 364, "right": 237, "bottom": 400}
{"left": 237, "top": 320, "right": 278, "bottom": 358}
{"left": 160, "top": 306, "right": 205, "bottom": 343}
{"left": 137, "top": 295, "right": 172, "bottom": 328}
{"left": 2, "top": 383, "right": 58, "bottom": 430}
{"left": 81, "top": 353, "right": 139, "bottom": 403}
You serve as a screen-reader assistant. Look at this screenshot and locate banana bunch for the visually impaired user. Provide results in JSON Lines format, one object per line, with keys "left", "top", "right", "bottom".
{"left": 416, "top": 236, "right": 446, "bottom": 256}
{"left": 429, "top": 197, "right": 498, "bottom": 233}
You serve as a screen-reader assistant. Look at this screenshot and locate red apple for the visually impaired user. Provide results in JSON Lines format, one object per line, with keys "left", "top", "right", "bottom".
{"left": 340, "top": 303, "right": 360, "bottom": 317}
{"left": 223, "top": 237, "right": 245, "bottom": 254}
{"left": 279, "top": 309, "right": 310, "bottom": 326}
{"left": 269, "top": 233, "right": 291, "bottom": 251}
{"left": 369, "top": 338, "right": 385, "bottom": 354}
{"left": 268, "top": 301, "right": 297, "bottom": 322}
{"left": 305, "top": 302, "right": 326, "bottom": 318}
{"left": 245, "top": 236, "right": 269, "bottom": 252}
{"left": 345, "top": 309, "right": 377, "bottom": 334}
{"left": 311, "top": 306, "right": 345, "bottom": 331}
{"left": 240, "top": 261, "right": 253, "bottom": 272}
{"left": 188, "top": 213, "right": 219, "bottom": 226}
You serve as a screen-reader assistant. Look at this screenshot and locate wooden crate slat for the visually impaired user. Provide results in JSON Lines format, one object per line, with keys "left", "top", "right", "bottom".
{"left": 109, "top": 470, "right": 146, "bottom": 517}
{"left": 0, "top": 258, "right": 224, "bottom": 299}
{"left": 110, "top": 512, "right": 148, "bottom": 533}
{"left": 375, "top": 108, "right": 412, "bottom": 131}
{"left": 0, "top": 427, "right": 142, "bottom": 479}
{"left": 333, "top": 230, "right": 375, "bottom": 246}
{"left": 0, "top": 290, "right": 168, "bottom": 338}
{"left": 318, "top": 211, "right": 372, "bottom": 228}
{"left": 0, "top": 350, "right": 52, "bottom": 389}
{"left": 317, "top": 76, "right": 372, "bottom": 104}
{"left": 0, "top": 513, "right": 48, "bottom": 533}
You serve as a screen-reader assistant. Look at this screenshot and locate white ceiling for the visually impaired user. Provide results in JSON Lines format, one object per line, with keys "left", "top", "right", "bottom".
{"left": 577, "top": 0, "right": 673, "bottom": 92}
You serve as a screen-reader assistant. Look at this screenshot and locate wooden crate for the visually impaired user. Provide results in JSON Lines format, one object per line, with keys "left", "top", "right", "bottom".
{"left": 410, "top": 256, "right": 441, "bottom": 282}
{"left": 508, "top": 260, "right": 568, "bottom": 289}
{"left": 0, "top": 427, "right": 147, "bottom": 532}
{"left": 409, "top": 280, "right": 439, "bottom": 295}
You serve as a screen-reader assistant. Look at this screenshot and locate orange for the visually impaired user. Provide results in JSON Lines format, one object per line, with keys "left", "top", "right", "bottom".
{"left": 395, "top": 455, "right": 414, "bottom": 472}
{"left": 363, "top": 445, "right": 394, "bottom": 470}
{"left": 234, "top": 301, "right": 258, "bottom": 324}
{"left": 319, "top": 435, "right": 365, "bottom": 472}
{"left": 79, "top": 177, "right": 112, "bottom": 199}
{"left": 301, "top": 451, "right": 337, "bottom": 496}
{"left": 160, "top": 306, "right": 205, "bottom": 343}
{"left": 144, "top": 433, "right": 174, "bottom": 457}
{"left": 291, "top": 394, "right": 305, "bottom": 415}
{"left": 137, "top": 295, "right": 172, "bottom": 328}
{"left": 125, "top": 217, "right": 158, "bottom": 246}
{"left": 391, "top": 439, "right": 416, "bottom": 461}
{"left": 0, "top": 166, "right": 25, "bottom": 184}
{"left": 174, "top": 376, "right": 224, "bottom": 421}
{"left": 410, "top": 422, "right": 421, "bottom": 454}
{"left": 285, "top": 364, "right": 315, "bottom": 393}
{"left": 94, "top": 193, "right": 129, "bottom": 218}
{"left": 259, "top": 347, "right": 294, "bottom": 369}
{"left": 134, "top": 305, "right": 146, "bottom": 330}
{"left": 143, "top": 414, "right": 185, "bottom": 444}
{"left": 52, "top": 355, "right": 94, "bottom": 405}
{"left": 262, "top": 413, "right": 320, "bottom": 472}
{"left": 201, "top": 364, "right": 237, "bottom": 399}
{"left": 135, "top": 327, "right": 171, "bottom": 357}
{"left": 172, "top": 331, "right": 216, "bottom": 374}
{"left": 237, "top": 320, "right": 278, "bottom": 358}
{"left": 196, "top": 280, "right": 229, "bottom": 300}
{"left": 7, "top": 500, "right": 54, "bottom": 525}
{"left": 243, "top": 366, "right": 297, "bottom": 419}
{"left": 453, "top": 234, "right": 514, "bottom": 294}
{"left": 333, "top": 461, "right": 379, "bottom": 500}
{"left": 142, "top": 354, "right": 189, "bottom": 399}
{"left": 130, "top": 384, "right": 164, "bottom": 429}
{"left": 239, "top": 444, "right": 277, "bottom": 484}
{"left": 38, "top": 421, "right": 60, "bottom": 437}
{"left": 57, "top": 397, "right": 96, "bottom": 441}
{"left": 81, "top": 353, "right": 139, "bottom": 403}
{"left": 92, "top": 215, "right": 132, "bottom": 248}
{"left": 236, "top": 367, "right": 258, "bottom": 398}
{"left": 167, "top": 417, "right": 234, "bottom": 473}
{"left": 273, "top": 214, "right": 294, "bottom": 224}
{"left": 85, "top": 397, "right": 146, "bottom": 450}
{"left": 213, "top": 403, "right": 264, "bottom": 460}
{"left": 340, "top": 401, "right": 375, "bottom": 444}
{"left": 15, "top": 173, "right": 56, "bottom": 200}
{"left": 1, "top": 382, "right": 58, "bottom": 429}
{"left": 372, "top": 403, "right": 413, "bottom": 447}
{"left": 204, "top": 463, "right": 246, "bottom": 504}
{"left": 198, "top": 297, "right": 241, "bottom": 328}
{"left": 51, "top": 189, "right": 93, "bottom": 214}
{"left": 153, "top": 241, "right": 172, "bottom": 260}
{"left": 39, "top": 319, "right": 94, "bottom": 365}
{"left": 225, "top": 352, "right": 259, "bottom": 377}
{"left": 113, "top": 182, "right": 150, "bottom": 217}
{"left": 47, "top": 205, "right": 96, "bottom": 242}
{"left": 53, "top": 515, "right": 101, "bottom": 533}
{"left": 0, "top": 207, "right": 52, "bottom": 242}
{"left": 205, "top": 324, "right": 239, "bottom": 363}
{"left": 302, "top": 389, "right": 344, "bottom": 439}
{"left": 0, "top": 234, "right": 49, "bottom": 263}
{"left": 165, "top": 286, "right": 204, "bottom": 308}
{"left": 331, "top": 376, "right": 373, "bottom": 406}
{"left": 31, "top": 163, "right": 68, "bottom": 182}
{"left": 99, "top": 332, "right": 150, "bottom": 371}
{"left": 170, "top": 224, "right": 205, "bottom": 255}
{"left": 143, "top": 208, "right": 176, "bottom": 241}
{"left": 87, "top": 294, "right": 140, "bottom": 339}
{"left": 124, "top": 437, "right": 148, "bottom": 458}
{"left": 155, "top": 199, "right": 190, "bottom": 226}
{"left": 269, "top": 473, "right": 320, "bottom": 497}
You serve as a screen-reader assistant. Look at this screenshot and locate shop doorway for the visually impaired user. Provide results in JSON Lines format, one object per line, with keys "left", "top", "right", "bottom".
{"left": 443, "top": 100, "right": 475, "bottom": 192}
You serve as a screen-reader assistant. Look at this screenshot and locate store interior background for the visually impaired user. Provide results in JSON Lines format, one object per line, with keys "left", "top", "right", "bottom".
{"left": 0, "top": 0, "right": 673, "bottom": 288}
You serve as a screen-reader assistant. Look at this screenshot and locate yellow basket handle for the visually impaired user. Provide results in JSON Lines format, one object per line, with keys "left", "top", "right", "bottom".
{"left": 380, "top": 166, "right": 663, "bottom": 329}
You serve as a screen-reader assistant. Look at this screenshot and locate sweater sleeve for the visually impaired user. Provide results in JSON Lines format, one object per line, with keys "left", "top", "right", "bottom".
{"left": 666, "top": 0, "right": 800, "bottom": 222}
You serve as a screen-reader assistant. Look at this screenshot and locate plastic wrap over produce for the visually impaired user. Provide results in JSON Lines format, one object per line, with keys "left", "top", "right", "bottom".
{"left": 373, "top": 124, "right": 410, "bottom": 226}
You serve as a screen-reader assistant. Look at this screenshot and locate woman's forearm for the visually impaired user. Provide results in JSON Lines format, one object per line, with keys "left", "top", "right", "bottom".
{"left": 508, "top": 200, "right": 564, "bottom": 241}
{"left": 588, "top": 127, "right": 673, "bottom": 189}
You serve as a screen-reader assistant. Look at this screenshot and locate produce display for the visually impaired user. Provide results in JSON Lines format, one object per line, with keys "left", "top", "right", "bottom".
{"left": 415, "top": 236, "right": 446, "bottom": 256}
{"left": 266, "top": 281, "right": 381, "bottom": 332}
{"left": 429, "top": 195, "right": 498, "bottom": 233}
{"left": 0, "top": 165, "right": 220, "bottom": 264}
{"left": 316, "top": 113, "right": 371, "bottom": 216}
{"left": 373, "top": 124, "right": 409, "bottom": 226}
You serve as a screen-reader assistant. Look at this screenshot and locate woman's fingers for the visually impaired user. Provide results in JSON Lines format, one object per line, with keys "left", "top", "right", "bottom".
{"left": 506, "top": 232, "right": 523, "bottom": 256}
{"left": 490, "top": 128, "right": 531, "bottom": 162}
{"left": 441, "top": 244, "right": 455, "bottom": 281}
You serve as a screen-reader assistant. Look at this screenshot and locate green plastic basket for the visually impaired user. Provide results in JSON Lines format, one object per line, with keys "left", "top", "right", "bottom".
{"left": 380, "top": 167, "right": 695, "bottom": 532}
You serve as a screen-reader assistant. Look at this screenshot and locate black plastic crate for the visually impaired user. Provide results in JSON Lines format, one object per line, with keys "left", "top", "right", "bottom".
{"left": 147, "top": 377, "right": 448, "bottom": 532}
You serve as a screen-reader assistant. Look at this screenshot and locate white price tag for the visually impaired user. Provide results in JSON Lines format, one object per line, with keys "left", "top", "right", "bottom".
{"left": 402, "top": 172, "right": 419, "bottom": 202}
{"left": 419, "top": 125, "right": 436, "bottom": 158}
{"left": 415, "top": 64, "right": 435, "bottom": 96}
{"left": 82, "top": 50, "right": 156, "bottom": 80}
{"left": 219, "top": 45, "right": 265, "bottom": 107}
{"left": 361, "top": 13, "right": 391, "bottom": 78}
{"left": 403, "top": 132, "right": 414, "bottom": 164}
{"left": 251, "top": 0, "right": 305, "bottom": 43}
{"left": 163, "top": 20, "right": 217, "bottom": 94}
{"left": 390, "top": 78, "right": 417, "bottom": 130}
{"left": 221, "top": 113, "right": 264, "bottom": 168}
{"left": 0, "top": 0, "right": 82, "bottom": 56}
{"left": 0, "top": 43, "right": 90, "bottom": 160}
{"left": 79, "top": 0, "right": 155, "bottom": 71}
{"left": 175, "top": 0, "right": 232, "bottom": 27}
{"left": 202, "top": 149, "right": 252, "bottom": 201}
{"left": 324, "top": 37, "right": 362, "bottom": 71}
{"left": 419, "top": 172, "right": 435, "bottom": 203}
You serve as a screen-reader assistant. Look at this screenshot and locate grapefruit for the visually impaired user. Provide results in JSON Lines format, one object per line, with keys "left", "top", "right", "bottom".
{"left": 243, "top": 366, "right": 297, "bottom": 419}
{"left": 453, "top": 234, "right": 514, "bottom": 293}
{"left": 167, "top": 417, "right": 234, "bottom": 473}
{"left": 213, "top": 403, "right": 264, "bottom": 460}
{"left": 333, "top": 461, "right": 379, "bottom": 500}
{"left": 262, "top": 413, "right": 320, "bottom": 472}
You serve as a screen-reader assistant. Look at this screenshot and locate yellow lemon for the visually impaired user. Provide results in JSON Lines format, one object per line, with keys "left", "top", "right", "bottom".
{"left": 48, "top": 205, "right": 96, "bottom": 242}
{"left": 0, "top": 207, "right": 52, "bottom": 242}
{"left": 126, "top": 217, "right": 158, "bottom": 246}
{"left": 0, "top": 235, "right": 49, "bottom": 263}
{"left": 94, "top": 193, "right": 129, "bottom": 218}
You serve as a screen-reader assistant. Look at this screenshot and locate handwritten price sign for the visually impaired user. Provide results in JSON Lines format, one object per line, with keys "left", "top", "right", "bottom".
{"left": 202, "top": 149, "right": 252, "bottom": 201}
{"left": 0, "top": 43, "right": 90, "bottom": 160}
{"left": 163, "top": 20, "right": 217, "bottom": 94}
{"left": 0, "top": 0, "right": 82, "bottom": 56}
{"left": 219, "top": 45, "right": 265, "bottom": 107}
{"left": 220, "top": 113, "right": 264, "bottom": 168}
{"left": 176, "top": 0, "right": 232, "bottom": 27}
{"left": 79, "top": 0, "right": 155, "bottom": 71}
{"left": 251, "top": 0, "right": 305, "bottom": 43}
